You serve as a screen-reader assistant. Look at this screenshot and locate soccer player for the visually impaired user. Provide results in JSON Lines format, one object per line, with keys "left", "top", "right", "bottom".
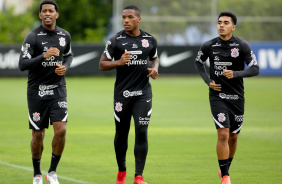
{"left": 18, "top": 1, "right": 72, "bottom": 184}
{"left": 194, "top": 12, "right": 259, "bottom": 184}
{"left": 99, "top": 5, "right": 159, "bottom": 184}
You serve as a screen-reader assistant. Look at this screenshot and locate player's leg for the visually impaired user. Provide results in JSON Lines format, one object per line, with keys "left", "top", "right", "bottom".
{"left": 210, "top": 97, "right": 230, "bottom": 179}
{"left": 114, "top": 99, "right": 132, "bottom": 184}
{"left": 28, "top": 97, "right": 49, "bottom": 184}
{"left": 132, "top": 97, "right": 152, "bottom": 184}
{"left": 227, "top": 98, "right": 244, "bottom": 170}
{"left": 46, "top": 98, "right": 68, "bottom": 184}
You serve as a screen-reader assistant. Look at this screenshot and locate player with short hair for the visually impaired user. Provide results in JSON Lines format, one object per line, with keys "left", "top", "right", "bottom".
{"left": 194, "top": 12, "right": 259, "bottom": 184}
{"left": 18, "top": 0, "right": 73, "bottom": 184}
{"left": 99, "top": 5, "right": 159, "bottom": 184}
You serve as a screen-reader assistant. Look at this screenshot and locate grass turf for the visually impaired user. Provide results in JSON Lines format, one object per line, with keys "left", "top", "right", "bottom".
{"left": 0, "top": 76, "right": 281, "bottom": 184}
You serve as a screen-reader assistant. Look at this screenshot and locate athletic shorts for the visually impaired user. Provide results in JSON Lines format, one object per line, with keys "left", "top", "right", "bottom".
{"left": 209, "top": 94, "right": 244, "bottom": 134}
{"left": 114, "top": 97, "right": 152, "bottom": 127}
{"left": 28, "top": 97, "right": 68, "bottom": 130}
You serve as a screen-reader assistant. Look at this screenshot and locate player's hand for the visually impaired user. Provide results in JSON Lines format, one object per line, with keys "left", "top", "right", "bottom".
{"left": 209, "top": 80, "right": 221, "bottom": 91}
{"left": 147, "top": 68, "right": 159, "bottom": 79}
{"left": 119, "top": 49, "right": 132, "bottom": 66}
{"left": 222, "top": 69, "right": 234, "bottom": 79}
{"left": 55, "top": 64, "right": 66, "bottom": 76}
{"left": 43, "top": 47, "right": 60, "bottom": 58}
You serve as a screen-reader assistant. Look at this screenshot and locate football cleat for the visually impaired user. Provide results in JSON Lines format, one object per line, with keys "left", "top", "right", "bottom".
{"left": 221, "top": 175, "right": 231, "bottom": 184}
{"left": 133, "top": 175, "right": 148, "bottom": 184}
{"left": 33, "top": 175, "right": 43, "bottom": 184}
{"left": 46, "top": 171, "right": 60, "bottom": 184}
{"left": 115, "top": 171, "right": 127, "bottom": 184}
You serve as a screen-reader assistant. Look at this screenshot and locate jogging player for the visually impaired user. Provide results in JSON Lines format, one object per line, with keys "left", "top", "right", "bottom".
{"left": 194, "top": 12, "right": 259, "bottom": 184}
{"left": 18, "top": 1, "right": 72, "bottom": 184}
{"left": 99, "top": 5, "right": 159, "bottom": 184}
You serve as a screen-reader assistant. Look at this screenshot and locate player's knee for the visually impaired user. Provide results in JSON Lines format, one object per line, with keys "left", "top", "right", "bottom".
{"left": 32, "top": 130, "right": 45, "bottom": 140}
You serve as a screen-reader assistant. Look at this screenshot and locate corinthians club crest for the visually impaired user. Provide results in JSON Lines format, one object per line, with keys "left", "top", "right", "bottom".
{"left": 231, "top": 48, "right": 239, "bottom": 58}
{"left": 115, "top": 102, "right": 123, "bottom": 112}
{"left": 59, "top": 37, "right": 66, "bottom": 47}
{"left": 141, "top": 39, "right": 149, "bottom": 48}
{"left": 33, "top": 112, "right": 40, "bottom": 122}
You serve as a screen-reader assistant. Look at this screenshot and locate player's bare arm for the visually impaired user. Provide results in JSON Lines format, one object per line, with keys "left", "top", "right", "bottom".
{"left": 209, "top": 80, "right": 222, "bottom": 91}
{"left": 99, "top": 49, "right": 132, "bottom": 71}
{"left": 222, "top": 69, "right": 234, "bottom": 79}
{"left": 147, "top": 57, "right": 159, "bottom": 79}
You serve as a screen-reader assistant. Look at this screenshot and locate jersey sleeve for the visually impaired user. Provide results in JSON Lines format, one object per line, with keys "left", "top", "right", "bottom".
{"left": 149, "top": 36, "right": 158, "bottom": 60}
{"left": 103, "top": 35, "right": 116, "bottom": 60}
{"left": 18, "top": 32, "right": 44, "bottom": 71}
{"left": 63, "top": 32, "right": 73, "bottom": 70}
{"left": 194, "top": 42, "right": 212, "bottom": 85}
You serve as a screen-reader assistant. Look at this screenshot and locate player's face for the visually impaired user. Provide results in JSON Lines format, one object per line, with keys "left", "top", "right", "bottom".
{"left": 39, "top": 4, "right": 59, "bottom": 30}
{"left": 122, "top": 9, "right": 141, "bottom": 33}
{"left": 217, "top": 16, "right": 236, "bottom": 40}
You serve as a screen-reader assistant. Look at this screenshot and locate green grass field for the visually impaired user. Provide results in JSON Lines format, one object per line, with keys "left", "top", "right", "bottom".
{"left": 0, "top": 76, "right": 281, "bottom": 184}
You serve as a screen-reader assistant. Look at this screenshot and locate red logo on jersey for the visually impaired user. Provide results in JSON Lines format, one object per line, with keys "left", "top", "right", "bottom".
{"left": 141, "top": 39, "right": 149, "bottom": 48}
{"left": 59, "top": 37, "right": 66, "bottom": 47}
{"left": 231, "top": 48, "right": 239, "bottom": 58}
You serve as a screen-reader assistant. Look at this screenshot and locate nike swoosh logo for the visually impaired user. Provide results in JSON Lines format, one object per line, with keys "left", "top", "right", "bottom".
{"left": 70, "top": 51, "right": 99, "bottom": 68}
{"left": 42, "top": 42, "right": 48, "bottom": 45}
{"left": 160, "top": 51, "right": 193, "bottom": 67}
{"left": 146, "top": 99, "right": 151, "bottom": 102}
{"left": 122, "top": 43, "right": 128, "bottom": 45}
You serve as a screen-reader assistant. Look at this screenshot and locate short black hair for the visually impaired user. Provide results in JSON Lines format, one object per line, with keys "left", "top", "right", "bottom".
{"left": 123, "top": 5, "right": 140, "bottom": 17}
{"left": 40, "top": 0, "right": 59, "bottom": 12}
{"left": 218, "top": 11, "right": 237, "bottom": 25}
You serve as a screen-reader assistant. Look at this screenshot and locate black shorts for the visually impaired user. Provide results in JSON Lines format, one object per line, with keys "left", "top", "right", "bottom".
{"left": 209, "top": 94, "right": 244, "bottom": 134}
{"left": 28, "top": 97, "right": 68, "bottom": 130}
{"left": 114, "top": 97, "right": 152, "bottom": 127}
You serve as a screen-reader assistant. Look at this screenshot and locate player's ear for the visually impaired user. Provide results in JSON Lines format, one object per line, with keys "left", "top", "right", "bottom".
{"left": 232, "top": 25, "right": 236, "bottom": 31}
{"left": 39, "top": 12, "right": 42, "bottom": 20}
{"left": 56, "top": 12, "right": 59, "bottom": 19}
{"left": 137, "top": 17, "right": 141, "bottom": 23}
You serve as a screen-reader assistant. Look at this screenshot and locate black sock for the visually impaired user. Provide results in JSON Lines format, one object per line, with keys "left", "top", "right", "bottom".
{"left": 48, "top": 153, "right": 61, "bottom": 173}
{"left": 218, "top": 159, "right": 229, "bottom": 177}
{"left": 32, "top": 158, "right": 42, "bottom": 177}
{"left": 228, "top": 157, "right": 233, "bottom": 169}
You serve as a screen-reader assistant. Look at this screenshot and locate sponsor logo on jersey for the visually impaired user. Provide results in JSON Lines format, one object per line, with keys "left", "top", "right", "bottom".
{"left": 22, "top": 43, "right": 31, "bottom": 58}
{"left": 195, "top": 51, "right": 203, "bottom": 62}
{"left": 132, "top": 44, "right": 138, "bottom": 48}
{"left": 217, "top": 113, "right": 226, "bottom": 122}
{"left": 142, "top": 34, "right": 152, "bottom": 38}
{"left": 235, "top": 115, "right": 244, "bottom": 122}
{"left": 58, "top": 101, "right": 68, "bottom": 108}
{"left": 38, "top": 85, "right": 58, "bottom": 97}
{"left": 219, "top": 93, "right": 239, "bottom": 100}
{"left": 32, "top": 112, "right": 41, "bottom": 122}
{"left": 123, "top": 90, "right": 143, "bottom": 98}
{"left": 57, "top": 31, "right": 66, "bottom": 36}
{"left": 59, "top": 37, "right": 66, "bottom": 47}
{"left": 139, "top": 117, "right": 150, "bottom": 125}
{"left": 230, "top": 42, "right": 239, "bottom": 46}
{"left": 141, "top": 39, "right": 149, "bottom": 48}
{"left": 212, "top": 43, "right": 221, "bottom": 47}
{"left": 115, "top": 102, "right": 123, "bottom": 112}
{"left": 37, "top": 31, "right": 47, "bottom": 36}
{"left": 117, "top": 35, "right": 126, "bottom": 39}
{"left": 214, "top": 56, "right": 220, "bottom": 61}
{"left": 231, "top": 48, "right": 239, "bottom": 58}
{"left": 125, "top": 51, "right": 147, "bottom": 66}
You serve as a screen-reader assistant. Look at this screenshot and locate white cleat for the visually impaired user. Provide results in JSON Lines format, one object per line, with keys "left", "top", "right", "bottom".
{"left": 46, "top": 171, "right": 60, "bottom": 184}
{"left": 33, "top": 175, "right": 43, "bottom": 184}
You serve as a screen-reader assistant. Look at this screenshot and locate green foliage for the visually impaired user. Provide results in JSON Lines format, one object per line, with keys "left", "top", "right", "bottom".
{"left": 0, "top": 7, "right": 35, "bottom": 43}
{"left": 30, "top": 0, "right": 112, "bottom": 42}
